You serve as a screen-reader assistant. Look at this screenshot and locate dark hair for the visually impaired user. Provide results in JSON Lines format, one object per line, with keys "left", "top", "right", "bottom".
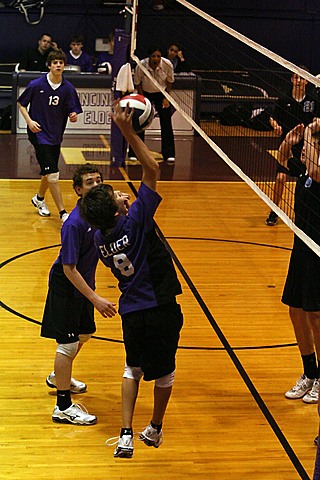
{"left": 80, "top": 183, "right": 118, "bottom": 232}
{"left": 147, "top": 45, "right": 162, "bottom": 57}
{"left": 47, "top": 49, "right": 67, "bottom": 65}
{"left": 168, "top": 43, "right": 180, "bottom": 51}
{"left": 39, "top": 33, "right": 52, "bottom": 40}
{"left": 72, "top": 163, "right": 103, "bottom": 192}
{"left": 70, "top": 34, "right": 84, "bottom": 44}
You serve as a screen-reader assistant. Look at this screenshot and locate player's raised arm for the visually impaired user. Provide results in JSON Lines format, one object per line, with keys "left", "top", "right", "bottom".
{"left": 112, "top": 102, "right": 159, "bottom": 191}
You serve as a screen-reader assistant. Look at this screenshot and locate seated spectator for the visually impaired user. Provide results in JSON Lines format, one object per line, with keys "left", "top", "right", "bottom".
{"left": 166, "top": 43, "right": 189, "bottom": 73}
{"left": 96, "top": 32, "right": 114, "bottom": 74}
{"left": 66, "top": 34, "right": 93, "bottom": 73}
{"left": 19, "top": 33, "right": 58, "bottom": 72}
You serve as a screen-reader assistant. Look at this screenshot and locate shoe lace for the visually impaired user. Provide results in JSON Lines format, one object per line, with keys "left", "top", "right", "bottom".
{"left": 105, "top": 432, "right": 140, "bottom": 447}
{"left": 72, "top": 403, "right": 89, "bottom": 413}
{"left": 105, "top": 436, "right": 120, "bottom": 447}
{"left": 292, "top": 375, "right": 310, "bottom": 391}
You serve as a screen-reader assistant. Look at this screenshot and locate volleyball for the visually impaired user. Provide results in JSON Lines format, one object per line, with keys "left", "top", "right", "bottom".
{"left": 97, "top": 62, "right": 112, "bottom": 74}
{"left": 119, "top": 94, "right": 154, "bottom": 133}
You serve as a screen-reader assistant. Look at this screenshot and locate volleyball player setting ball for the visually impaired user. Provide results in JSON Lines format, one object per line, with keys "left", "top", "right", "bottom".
{"left": 119, "top": 94, "right": 154, "bottom": 133}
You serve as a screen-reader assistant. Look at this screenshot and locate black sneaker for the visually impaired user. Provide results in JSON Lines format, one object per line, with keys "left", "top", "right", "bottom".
{"left": 265, "top": 211, "right": 278, "bottom": 226}
{"left": 315, "top": 436, "right": 318, "bottom": 446}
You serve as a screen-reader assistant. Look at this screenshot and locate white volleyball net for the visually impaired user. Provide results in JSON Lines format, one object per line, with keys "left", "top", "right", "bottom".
{"left": 130, "top": 0, "right": 320, "bottom": 256}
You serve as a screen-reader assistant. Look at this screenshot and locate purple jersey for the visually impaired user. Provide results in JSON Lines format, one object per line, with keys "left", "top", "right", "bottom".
{"left": 49, "top": 201, "right": 99, "bottom": 297}
{"left": 94, "top": 182, "right": 182, "bottom": 315}
{"left": 17, "top": 74, "right": 82, "bottom": 145}
{"left": 66, "top": 51, "right": 93, "bottom": 72}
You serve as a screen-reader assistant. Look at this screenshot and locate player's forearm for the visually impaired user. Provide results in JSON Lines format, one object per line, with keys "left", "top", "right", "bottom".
{"left": 277, "top": 139, "right": 291, "bottom": 167}
{"left": 166, "top": 81, "right": 173, "bottom": 94}
{"left": 63, "top": 264, "right": 97, "bottom": 303}
{"left": 17, "top": 103, "right": 31, "bottom": 124}
{"left": 126, "top": 131, "right": 159, "bottom": 188}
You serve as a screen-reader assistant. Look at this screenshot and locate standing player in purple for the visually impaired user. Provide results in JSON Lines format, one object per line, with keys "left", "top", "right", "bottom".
{"left": 81, "top": 103, "right": 184, "bottom": 457}
{"left": 41, "top": 163, "right": 118, "bottom": 425}
{"left": 17, "top": 49, "right": 82, "bottom": 223}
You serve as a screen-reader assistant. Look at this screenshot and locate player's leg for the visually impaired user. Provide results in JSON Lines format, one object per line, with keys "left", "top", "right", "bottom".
{"left": 44, "top": 145, "right": 68, "bottom": 221}
{"left": 285, "top": 307, "right": 317, "bottom": 399}
{"left": 266, "top": 168, "right": 287, "bottom": 226}
{"left": 42, "top": 291, "right": 96, "bottom": 425}
{"left": 140, "top": 302, "right": 183, "bottom": 448}
{"left": 154, "top": 92, "right": 175, "bottom": 162}
{"left": 113, "top": 364, "right": 143, "bottom": 458}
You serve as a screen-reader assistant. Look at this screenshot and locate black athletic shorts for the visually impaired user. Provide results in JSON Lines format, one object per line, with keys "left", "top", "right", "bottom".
{"left": 41, "top": 287, "right": 96, "bottom": 344}
{"left": 122, "top": 301, "right": 183, "bottom": 381}
{"left": 28, "top": 130, "right": 60, "bottom": 176}
{"left": 282, "top": 248, "right": 320, "bottom": 311}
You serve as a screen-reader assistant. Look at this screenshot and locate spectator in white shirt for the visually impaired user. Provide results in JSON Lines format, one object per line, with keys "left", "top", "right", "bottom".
{"left": 128, "top": 46, "right": 175, "bottom": 165}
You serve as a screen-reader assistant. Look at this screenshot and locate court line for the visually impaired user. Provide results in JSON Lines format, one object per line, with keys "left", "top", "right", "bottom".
{"left": 0, "top": 239, "right": 296, "bottom": 351}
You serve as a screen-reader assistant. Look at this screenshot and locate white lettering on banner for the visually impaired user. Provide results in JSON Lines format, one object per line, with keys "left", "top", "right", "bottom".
{"left": 83, "top": 110, "right": 111, "bottom": 125}
{"left": 78, "top": 92, "right": 112, "bottom": 107}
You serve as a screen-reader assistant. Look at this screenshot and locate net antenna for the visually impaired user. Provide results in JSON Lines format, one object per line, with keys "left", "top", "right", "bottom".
{"left": 130, "top": 0, "right": 138, "bottom": 58}
{"left": 132, "top": 0, "right": 320, "bottom": 258}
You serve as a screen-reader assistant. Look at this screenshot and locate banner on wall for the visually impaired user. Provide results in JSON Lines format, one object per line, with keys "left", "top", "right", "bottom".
{"left": 16, "top": 87, "right": 195, "bottom": 136}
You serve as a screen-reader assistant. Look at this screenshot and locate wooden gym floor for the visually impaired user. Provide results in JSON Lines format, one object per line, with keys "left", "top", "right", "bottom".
{"left": 0, "top": 128, "right": 317, "bottom": 479}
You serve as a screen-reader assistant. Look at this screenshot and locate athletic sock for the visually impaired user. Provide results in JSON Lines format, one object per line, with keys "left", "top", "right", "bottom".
{"left": 151, "top": 420, "right": 162, "bottom": 433}
{"left": 59, "top": 209, "right": 67, "bottom": 219}
{"left": 302, "top": 352, "right": 317, "bottom": 379}
{"left": 57, "top": 389, "right": 72, "bottom": 411}
{"left": 120, "top": 427, "right": 133, "bottom": 437}
{"left": 37, "top": 195, "right": 44, "bottom": 201}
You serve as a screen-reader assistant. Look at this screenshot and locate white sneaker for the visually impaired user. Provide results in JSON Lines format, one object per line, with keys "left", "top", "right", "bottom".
{"left": 46, "top": 371, "right": 87, "bottom": 394}
{"left": 166, "top": 157, "right": 175, "bottom": 165}
{"left": 285, "top": 374, "right": 315, "bottom": 399}
{"left": 52, "top": 403, "right": 97, "bottom": 425}
{"left": 129, "top": 156, "right": 138, "bottom": 162}
{"left": 139, "top": 424, "right": 163, "bottom": 448}
{"left": 113, "top": 435, "right": 134, "bottom": 458}
{"left": 303, "top": 378, "right": 319, "bottom": 404}
{"left": 61, "top": 213, "right": 69, "bottom": 223}
{"left": 31, "top": 195, "right": 50, "bottom": 217}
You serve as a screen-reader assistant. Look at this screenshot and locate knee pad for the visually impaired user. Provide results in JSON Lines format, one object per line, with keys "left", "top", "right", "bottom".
{"left": 155, "top": 370, "right": 175, "bottom": 388}
{"left": 78, "top": 333, "right": 92, "bottom": 344}
{"left": 56, "top": 341, "right": 79, "bottom": 358}
{"left": 47, "top": 172, "right": 59, "bottom": 183}
{"left": 123, "top": 362, "right": 143, "bottom": 381}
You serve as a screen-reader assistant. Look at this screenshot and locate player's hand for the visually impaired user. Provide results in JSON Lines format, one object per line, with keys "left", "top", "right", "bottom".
{"left": 111, "top": 101, "right": 135, "bottom": 134}
{"left": 308, "top": 117, "right": 320, "bottom": 134}
{"left": 273, "top": 125, "right": 282, "bottom": 136}
{"left": 177, "top": 50, "right": 185, "bottom": 62}
{"left": 28, "top": 120, "right": 41, "bottom": 133}
{"left": 93, "top": 295, "right": 117, "bottom": 317}
{"left": 162, "top": 98, "right": 170, "bottom": 109}
{"left": 69, "top": 112, "right": 78, "bottom": 123}
{"left": 114, "top": 190, "right": 131, "bottom": 213}
{"left": 286, "top": 124, "right": 305, "bottom": 146}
